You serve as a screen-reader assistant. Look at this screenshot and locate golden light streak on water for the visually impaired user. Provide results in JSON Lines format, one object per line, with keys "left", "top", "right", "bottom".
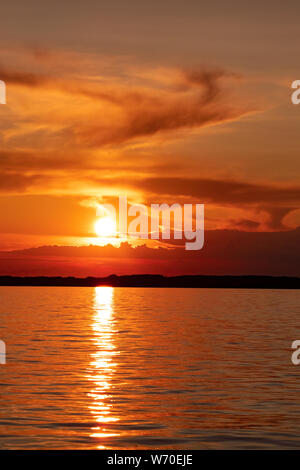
{"left": 88, "top": 287, "right": 120, "bottom": 442}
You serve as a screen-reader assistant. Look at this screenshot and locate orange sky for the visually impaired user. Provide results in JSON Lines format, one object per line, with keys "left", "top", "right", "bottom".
{"left": 0, "top": 1, "right": 300, "bottom": 275}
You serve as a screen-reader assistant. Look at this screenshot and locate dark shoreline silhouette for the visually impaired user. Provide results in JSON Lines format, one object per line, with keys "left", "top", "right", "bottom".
{"left": 0, "top": 275, "right": 299, "bottom": 288}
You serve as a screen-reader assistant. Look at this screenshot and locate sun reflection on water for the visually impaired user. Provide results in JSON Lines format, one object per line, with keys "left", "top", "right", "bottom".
{"left": 87, "top": 287, "right": 120, "bottom": 446}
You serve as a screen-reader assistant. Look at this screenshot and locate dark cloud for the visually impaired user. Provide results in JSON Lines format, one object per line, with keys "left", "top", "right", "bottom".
{"left": 262, "top": 206, "right": 294, "bottom": 230}
{"left": 182, "top": 68, "right": 241, "bottom": 103}
{"left": 0, "top": 67, "right": 49, "bottom": 87}
{"left": 122, "top": 177, "right": 300, "bottom": 229}
{"left": 129, "top": 177, "right": 300, "bottom": 206}
{"left": 0, "top": 60, "right": 249, "bottom": 146}
{"left": 230, "top": 219, "right": 260, "bottom": 231}
{"left": 0, "top": 171, "right": 41, "bottom": 192}
{"left": 1, "top": 227, "right": 300, "bottom": 276}
{"left": 71, "top": 68, "right": 247, "bottom": 146}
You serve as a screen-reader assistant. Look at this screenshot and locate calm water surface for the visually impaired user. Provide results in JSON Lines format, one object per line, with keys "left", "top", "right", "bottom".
{"left": 0, "top": 287, "right": 300, "bottom": 449}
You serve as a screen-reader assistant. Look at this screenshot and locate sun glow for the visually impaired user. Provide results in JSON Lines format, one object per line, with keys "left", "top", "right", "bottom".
{"left": 87, "top": 286, "right": 121, "bottom": 446}
{"left": 94, "top": 217, "right": 117, "bottom": 237}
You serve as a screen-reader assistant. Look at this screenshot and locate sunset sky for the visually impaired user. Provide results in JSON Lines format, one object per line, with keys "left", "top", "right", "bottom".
{"left": 0, "top": 1, "right": 300, "bottom": 276}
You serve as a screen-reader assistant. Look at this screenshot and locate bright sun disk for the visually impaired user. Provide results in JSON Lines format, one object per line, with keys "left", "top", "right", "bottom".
{"left": 94, "top": 217, "right": 117, "bottom": 237}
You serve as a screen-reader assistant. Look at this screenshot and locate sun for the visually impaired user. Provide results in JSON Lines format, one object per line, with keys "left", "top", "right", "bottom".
{"left": 94, "top": 217, "right": 117, "bottom": 237}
